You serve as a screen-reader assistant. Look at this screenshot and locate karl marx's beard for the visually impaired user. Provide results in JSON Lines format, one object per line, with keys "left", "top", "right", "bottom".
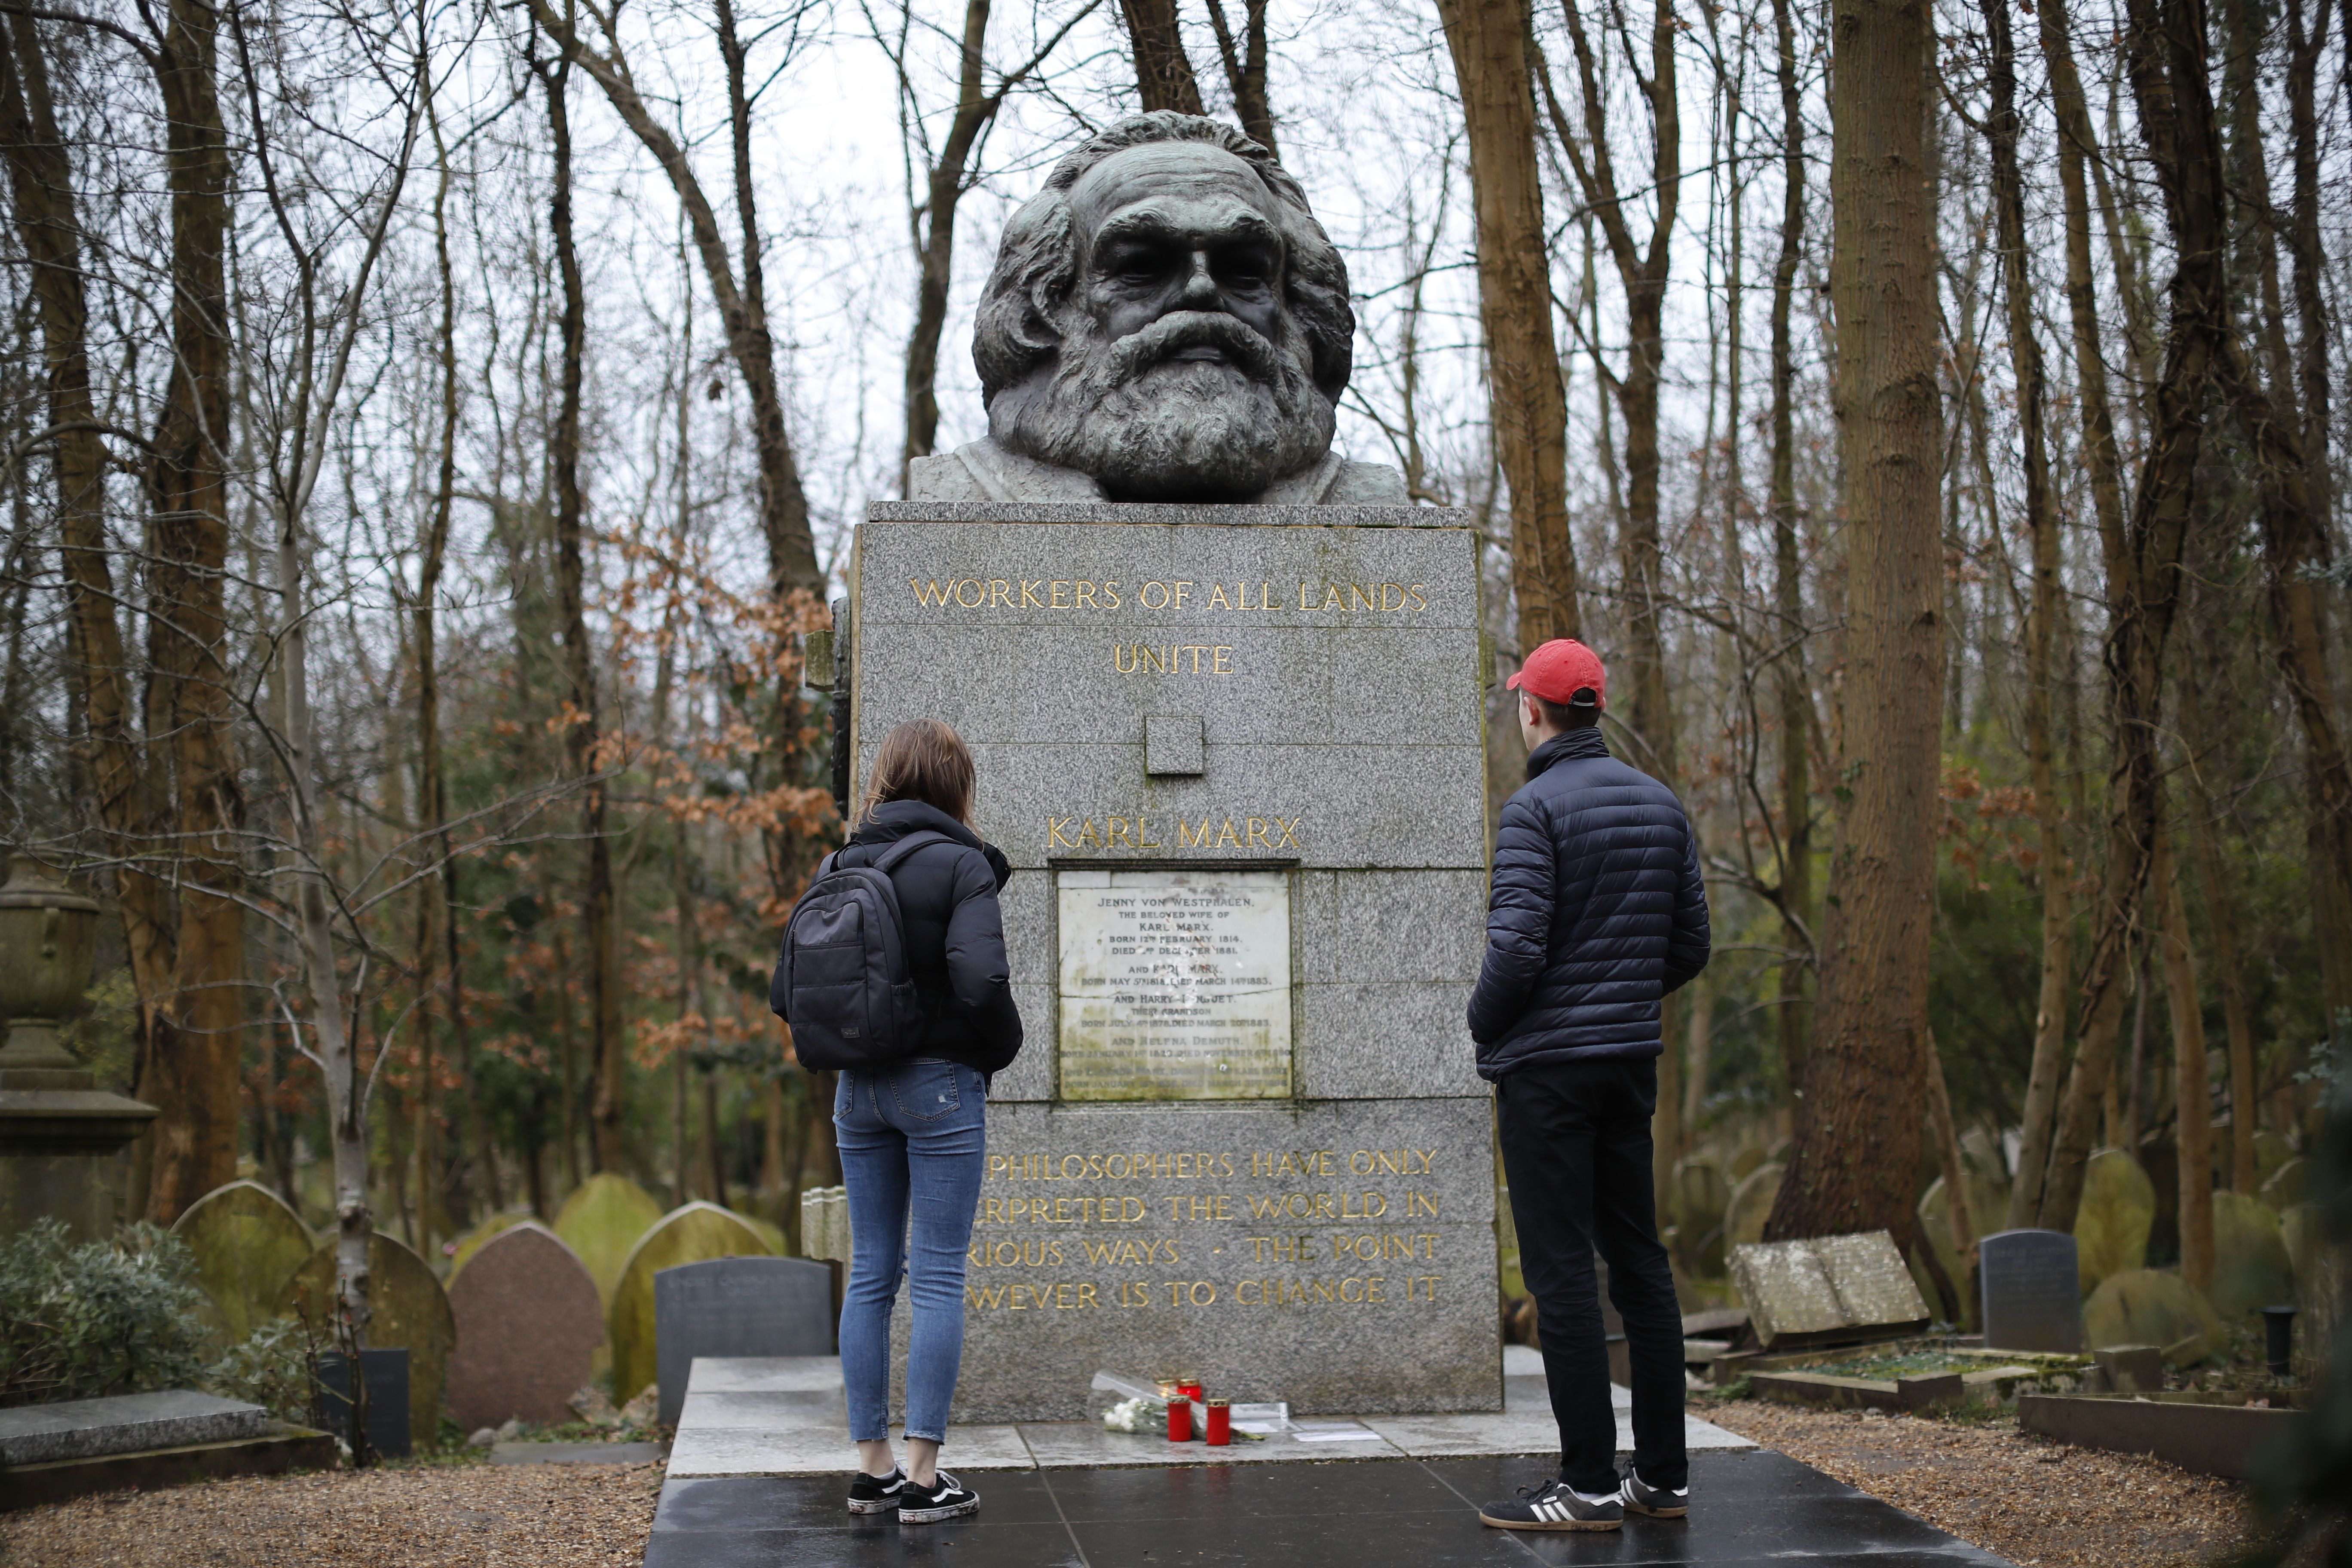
{"left": 992, "top": 309, "right": 1335, "bottom": 500}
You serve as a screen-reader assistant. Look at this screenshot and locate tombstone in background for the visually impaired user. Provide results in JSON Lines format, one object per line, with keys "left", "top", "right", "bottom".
{"left": 445, "top": 1223, "right": 602, "bottom": 1431}
{"left": 737, "top": 1211, "right": 788, "bottom": 1258}
{"left": 2208, "top": 1190, "right": 2296, "bottom": 1319}
{"left": 1959, "top": 1128, "right": 2012, "bottom": 1198}
{"left": 2259, "top": 1158, "right": 2305, "bottom": 1211}
{"left": 1916, "top": 1167, "right": 2006, "bottom": 1325}
{"left": 171, "top": 1179, "right": 314, "bottom": 1349}
{"left": 608, "top": 1201, "right": 770, "bottom": 1408}
{"left": 2253, "top": 1130, "right": 2294, "bottom": 1188}
{"left": 1670, "top": 1155, "right": 1731, "bottom": 1276}
{"left": 446, "top": 1208, "right": 533, "bottom": 1277}
{"left": 2072, "top": 1148, "right": 2156, "bottom": 1292}
{"left": 1729, "top": 1231, "right": 1930, "bottom": 1350}
{"left": 1724, "top": 1162, "right": 1784, "bottom": 1252}
{"left": 314, "top": 1348, "right": 411, "bottom": 1458}
{"left": 2083, "top": 1268, "right": 2226, "bottom": 1365}
{"left": 554, "top": 1173, "right": 665, "bottom": 1307}
{"left": 1978, "top": 1228, "right": 2083, "bottom": 1352}
{"left": 653, "top": 1256, "right": 832, "bottom": 1426}
{"left": 277, "top": 1231, "right": 456, "bottom": 1446}
{"left": 799, "top": 1185, "right": 848, "bottom": 1262}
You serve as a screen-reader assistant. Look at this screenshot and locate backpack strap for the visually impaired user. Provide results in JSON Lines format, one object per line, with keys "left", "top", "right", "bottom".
{"left": 864, "top": 829, "right": 955, "bottom": 876}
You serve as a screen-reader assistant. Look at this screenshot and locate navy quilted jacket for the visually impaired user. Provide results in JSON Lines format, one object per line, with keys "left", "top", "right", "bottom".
{"left": 1468, "top": 727, "right": 1709, "bottom": 1078}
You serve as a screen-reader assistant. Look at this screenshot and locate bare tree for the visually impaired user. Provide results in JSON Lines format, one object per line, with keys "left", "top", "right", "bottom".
{"left": 1118, "top": 0, "right": 1202, "bottom": 112}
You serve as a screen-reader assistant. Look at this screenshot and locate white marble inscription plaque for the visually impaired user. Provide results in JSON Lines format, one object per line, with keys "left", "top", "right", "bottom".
{"left": 1057, "top": 869, "right": 1290, "bottom": 1100}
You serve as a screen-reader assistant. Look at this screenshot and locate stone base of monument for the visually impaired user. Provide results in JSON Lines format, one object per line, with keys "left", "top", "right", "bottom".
{"left": 2017, "top": 1391, "right": 2303, "bottom": 1479}
{"left": 661, "top": 1351, "right": 1754, "bottom": 1479}
{"left": 0, "top": 1423, "right": 336, "bottom": 1510}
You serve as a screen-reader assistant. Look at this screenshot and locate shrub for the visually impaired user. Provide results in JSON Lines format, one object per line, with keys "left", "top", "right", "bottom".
{"left": 204, "top": 1315, "right": 317, "bottom": 1424}
{"left": 0, "top": 1219, "right": 210, "bottom": 1407}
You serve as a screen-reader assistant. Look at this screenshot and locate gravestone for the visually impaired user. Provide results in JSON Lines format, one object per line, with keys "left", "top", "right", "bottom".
{"left": 799, "top": 1185, "right": 848, "bottom": 1262}
{"left": 1978, "top": 1228, "right": 2083, "bottom": 1352}
{"left": 314, "top": 1348, "right": 410, "bottom": 1458}
{"left": 1916, "top": 1168, "right": 2006, "bottom": 1318}
{"left": 445, "top": 1222, "right": 603, "bottom": 1431}
{"left": 2073, "top": 1148, "right": 2156, "bottom": 1291}
{"left": 554, "top": 1173, "right": 665, "bottom": 1307}
{"left": 447, "top": 1208, "right": 533, "bottom": 1278}
{"left": 2208, "top": 1190, "right": 2296, "bottom": 1319}
{"left": 1724, "top": 1162, "right": 1783, "bottom": 1252}
{"left": 2083, "top": 1268, "right": 2226, "bottom": 1365}
{"left": 608, "top": 1201, "right": 770, "bottom": 1408}
{"left": 736, "top": 1211, "right": 789, "bottom": 1257}
{"left": 1729, "top": 1231, "right": 1930, "bottom": 1349}
{"left": 171, "top": 1179, "right": 314, "bottom": 1348}
{"left": 276, "top": 1232, "right": 455, "bottom": 1446}
{"left": 1959, "top": 1128, "right": 2012, "bottom": 1198}
{"left": 652, "top": 1256, "right": 833, "bottom": 1426}
{"left": 1671, "top": 1155, "right": 1731, "bottom": 1274}
{"left": 2259, "top": 1158, "right": 2305, "bottom": 1211}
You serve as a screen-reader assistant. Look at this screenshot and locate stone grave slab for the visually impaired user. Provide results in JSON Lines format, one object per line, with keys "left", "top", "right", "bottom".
{"left": 170, "top": 1179, "right": 314, "bottom": 1348}
{"left": 555, "top": 1173, "right": 665, "bottom": 1307}
{"left": 446, "top": 1222, "right": 604, "bottom": 1431}
{"left": 276, "top": 1231, "right": 456, "bottom": 1445}
{"left": 1978, "top": 1228, "right": 2083, "bottom": 1352}
{"left": 1729, "top": 1230, "right": 1929, "bottom": 1350}
{"left": 2209, "top": 1190, "right": 2296, "bottom": 1319}
{"left": 653, "top": 1257, "right": 832, "bottom": 1427}
{"left": 2083, "top": 1268, "right": 2226, "bottom": 1364}
{"left": 609, "top": 1202, "right": 772, "bottom": 1409}
{"left": 0, "top": 1390, "right": 268, "bottom": 1467}
{"left": 2072, "top": 1148, "right": 2155, "bottom": 1291}
{"left": 1724, "top": 1161, "right": 1783, "bottom": 1252}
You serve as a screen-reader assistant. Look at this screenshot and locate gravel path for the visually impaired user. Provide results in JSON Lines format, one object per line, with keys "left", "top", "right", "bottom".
{"left": 1702, "top": 1399, "right": 2254, "bottom": 1568}
{"left": 0, "top": 1458, "right": 662, "bottom": 1568}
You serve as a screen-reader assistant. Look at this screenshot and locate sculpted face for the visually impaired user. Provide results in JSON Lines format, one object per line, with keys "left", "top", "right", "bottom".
{"left": 990, "top": 141, "right": 1337, "bottom": 500}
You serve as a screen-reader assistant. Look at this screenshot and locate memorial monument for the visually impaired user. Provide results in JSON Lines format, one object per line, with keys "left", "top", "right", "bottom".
{"left": 845, "top": 112, "right": 1498, "bottom": 1421}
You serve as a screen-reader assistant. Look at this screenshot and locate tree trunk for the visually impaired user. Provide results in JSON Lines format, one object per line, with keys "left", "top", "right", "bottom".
{"left": 1437, "top": 0, "right": 1577, "bottom": 647}
{"left": 1983, "top": 0, "right": 2074, "bottom": 1234}
{"left": 1768, "top": 0, "right": 1812, "bottom": 1090}
{"left": 2175, "top": 644, "right": 2256, "bottom": 1190}
{"left": 144, "top": 0, "right": 244, "bottom": 1222}
{"left": 901, "top": 0, "right": 1000, "bottom": 478}
{"left": 1923, "top": 1027, "right": 1975, "bottom": 1282}
{"left": 2034, "top": 0, "right": 2229, "bottom": 1232}
{"left": 1118, "top": 0, "right": 1203, "bottom": 113}
{"left": 1204, "top": 0, "right": 1275, "bottom": 154}
{"left": 2152, "top": 820, "right": 2214, "bottom": 1291}
{"left": 1764, "top": 0, "right": 1942, "bottom": 1244}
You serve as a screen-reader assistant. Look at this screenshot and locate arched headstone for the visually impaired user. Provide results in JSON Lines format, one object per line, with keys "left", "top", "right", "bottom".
{"left": 447, "top": 1208, "right": 534, "bottom": 1278}
{"left": 171, "top": 1180, "right": 314, "bottom": 1348}
{"left": 554, "top": 1173, "right": 665, "bottom": 1307}
{"left": 2072, "top": 1148, "right": 2156, "bottom": 1292}
{"left": 278, "top": 1231, "right": 456, "bottom": 1445}
{"left": 446, "top": 1222, "right": 602, "bottom": 1430}
{"left": 2083, "top": 1268, "right": 2225, "bottom": 1364}
{"left": 1724, "top": 1161, "right": 1783, "bottom": 1251}
{"left": 2208, "top": 1190, "right": 2295, "bottom": 1319}
{"left": 607, "top": 1201, "right": 770, "bottom": 1408}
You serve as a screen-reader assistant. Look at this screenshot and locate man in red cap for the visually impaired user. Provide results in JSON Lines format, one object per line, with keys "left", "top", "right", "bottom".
{"left": 1470, "top": 638, "right": 1709, "bottom": 1534}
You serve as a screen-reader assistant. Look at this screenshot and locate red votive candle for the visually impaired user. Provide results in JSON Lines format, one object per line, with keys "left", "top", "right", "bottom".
{"left": 1177, "top": 1376, "right": 1204, "bottom": 1403}
{"left": 1204, "top": 1398, "right": 1230, "bottom": 1446}
{"left": 1167, "top": 1396, "right": 1192, "bottom": 1442}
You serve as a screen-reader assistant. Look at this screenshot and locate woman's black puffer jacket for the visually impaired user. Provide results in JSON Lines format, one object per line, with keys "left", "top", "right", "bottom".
{"left": 824, "top": 799, "right": 1023, "bottom": 1075}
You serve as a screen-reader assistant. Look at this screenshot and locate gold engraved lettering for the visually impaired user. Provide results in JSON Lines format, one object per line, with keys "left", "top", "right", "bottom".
{"left": 1216, "top": 818, "right": 1241, "bottom": 849}
{"left": 910, "top": 578, "right": 954, "bottom": 606}
{"left": 1208, "top": 583, "right": 1232, "bottom": 610}
{"left": 954, "top": 579, "right": 987, "bottom": 608}
{"left": 1297, "top": 581, "right": 1316, "bottom": 611}
{"left": 1407, "top": 584, "right": 1427, "bottom": 611}
{"left": 1050, "top": 581, "right": 1071, "bottom": 609}
{"left": 1173, "top": 581, "right": 1192, "bottom": 609}
{"left": 1047, "top": 818, "right": 1078, "bottom": 849}
{"left": 1108, "top": 818, "right": 1133, "bottom": 848}
{"left": 1076, "top": 818, "right": 1102, "bottom": 849}
{"left": 989, "top": 579, "right": 1014, "bottom": 607}
{"left": 1138, "top": 818, "right": 1163, "bottom": 849}
{"left": 1114, "top": 645, "right": 1140, "bottom": 674}
{"left": 1349, "top": 583, "right": 1375, "bottom": 612}
{"left": 1259, "top": 582, "right": 1276, "bottom": 611}
{"left": 1021, "top": 579, "right": 1045, "bottom": 608}
{"left": 1102, "top": 581, "right": 1121, "bottom": 607}
{"left": 1274, "top": 817, "right": 1303, "bottom": 849}
{"left": 1406, "top": 1191, "right": 1439, "bottom": 1216}
{"left": 1139, "top": 581, "right": 1170, "bottom": 609}
{"left": 1246, "top": 818, "right": 1270, "bottom": 849}
{"left": 1075, "top": 580, "right": 1099, "bottom": 608}
{"left": 1213, "top": 646, "right": 1233, "bottom": 674}
{"left": 1321, "top": 584, "right": 1344, "bottom": 611}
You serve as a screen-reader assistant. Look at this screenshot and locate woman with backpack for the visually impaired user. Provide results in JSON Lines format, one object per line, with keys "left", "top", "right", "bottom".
{"left": 773, "top": 717, "right": 1020, "bottom": 1525}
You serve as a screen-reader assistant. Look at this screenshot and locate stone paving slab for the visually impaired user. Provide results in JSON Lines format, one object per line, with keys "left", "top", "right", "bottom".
{"left": 0, "top": 1391, "right": 268, "bottom": 1467}
{"left": 488, "top": 1440, "right": 670, "bottom": 1465}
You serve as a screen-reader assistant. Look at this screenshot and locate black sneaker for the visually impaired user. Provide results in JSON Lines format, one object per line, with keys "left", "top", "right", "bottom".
{"left": 898, "top": 1470, "right": 980, "bottom": 1524}
{"left": 847, "top": 1467, "right": 904, "bottom": 1514}
{"left": 1477, "top": 1479, "right": 1624, "bottom": 1531}
{"left": 1618, "top": 1465, "right": 1689, "bottom": 1518}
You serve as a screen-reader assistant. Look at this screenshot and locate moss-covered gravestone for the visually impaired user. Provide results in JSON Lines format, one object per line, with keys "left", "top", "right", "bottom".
{"left": 737, "top": 1211, "right": 789, "bottom": 1258}
{"left": 1724, "top": 1162, "right": 1783, "bottom": 1252}
{"left": 447, "top": 1208, "right": 534, "bottom": 1278}
{"left": 554, "top": 1173, "right": 665, "bottom": 1307}
{"left": 2082, "top": 1268, "right": 2226, "bottom": 1365}
{"left": 607, "top": 1201, "right": 771, "bottom": 1408}
{"left": 2208, "top": 1190, "right": 2296, "bottom": 1319}
{"left": 2260, "top": 1158, "right": 2306, "bottom": 1211}
{"left": 1915, "top": 1169, "right": 2006, "bottom": 1325}
{"left": 171, "top": 1179, "right": 314, "bottom": 1349}
{"left": 2253, "top": 1131, "right": 2294, "bottom": 1188}
{"left": 278, "top": 1232, "right": 456, "bottom": 1445}
{"left": 2072, "top": 1148, "right": 2156, "bottom": 1292}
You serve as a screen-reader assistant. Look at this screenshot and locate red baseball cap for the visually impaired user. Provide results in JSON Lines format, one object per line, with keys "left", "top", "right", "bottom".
{"left": 1507, "top": 639, "right": 1607, "bottom": 710}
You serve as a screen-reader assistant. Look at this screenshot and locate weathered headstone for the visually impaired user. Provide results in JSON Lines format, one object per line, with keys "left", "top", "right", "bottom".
{"left": 2083, "top": 1268, "right": 2226, "bottom": 1365}
{"left": 799, "top": 1185, "right": 848, "bottom": 1262}
{"left": 1726, "top": 1143, "right": 1767, "bottom": 1182}
{"left": 553, "top": 1173, "right": 665, "bottom": 1307}
{"left": 1978, "top": 1228, "right": 2083, "bottom": 1352}
{"left": 2259, "top": 1158, "right": 2305, "bottom": 1211}
{"left": 314, "top": 1348, "right": 410, "bottom": 1458}
{"left": 445, "top": 1222, "right": 602, "bottom": 1431}
{"left": 2209, "top": 1190, "right": 2296, "bottom": 1319}
{"left": 2073, "top": 1148, "right": 2156, "bottom": 1292}
{"left": 652, "top": 1256, "right": 833, "bottom": 1426}
{"left": 1916, "top": 1167, "right": 2006, "bottom": 1317}
{"left": 447, "top": 1208, "right": 533, "bottom": 1278}
{"left": 2253, "top": 1131, "right": 2294, "bottom": 1188}
{"left": 1729, "top": 1230, "right": 1930, "bottom": 1349}
{"left": 1724, "top": 1162, "right": 1784, "bottom": 1252}
{"left": 276, "top": 1231, "right": 455, "bottom": 1446}
{"left": 1959, "top": 1128, "right": 2012, "bottom": 1198}
{"left": 1670, "top": 1155, "right": 1731, "bottom": 1274}
{"left": 735, "top": 1211, "right": 788, "bottom": 1258}
{"left": 607, "top": 1201, "right": 770, "bottom": 1408}
{"left": 171, "top": 1179, "right": 313, "bottom": 1348}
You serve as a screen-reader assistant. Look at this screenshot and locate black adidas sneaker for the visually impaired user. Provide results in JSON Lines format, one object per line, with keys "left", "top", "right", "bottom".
{"left": 847, "top": 1467, "right": 904, "bottom": 1514}
{"left": 1618, "top": 1465, "right": 1689, "bottom": 1518}
{"left": 1477, "top": 1479, "right": 1624, "bottom": 1531}
{"left": 898, "top": 1470, "right": 980, "bottom": 1524}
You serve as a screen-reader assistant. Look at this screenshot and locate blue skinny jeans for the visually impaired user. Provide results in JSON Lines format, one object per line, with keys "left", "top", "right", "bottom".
{"left": 834, "top": 1059, "right": 986, "bottom": 1445}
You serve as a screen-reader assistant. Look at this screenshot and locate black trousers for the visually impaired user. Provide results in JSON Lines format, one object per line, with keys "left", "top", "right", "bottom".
{"left": 1497, "top": 1054, "right": 1687, "bottom": 1493}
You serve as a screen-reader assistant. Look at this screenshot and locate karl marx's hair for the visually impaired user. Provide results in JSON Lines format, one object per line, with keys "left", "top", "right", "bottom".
{"left": 972, "top": 113, "right": 1355, "bottom": 407}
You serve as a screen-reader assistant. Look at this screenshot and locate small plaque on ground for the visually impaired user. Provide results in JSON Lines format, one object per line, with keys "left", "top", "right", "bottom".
{"left": 1057, "top": 868, "right": 1290, "bottom": 1100}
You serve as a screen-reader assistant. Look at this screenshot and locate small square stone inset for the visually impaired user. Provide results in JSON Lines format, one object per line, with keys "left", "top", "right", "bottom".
{"left": 1143, "top": 714, "right": 1204, "bottom": 776}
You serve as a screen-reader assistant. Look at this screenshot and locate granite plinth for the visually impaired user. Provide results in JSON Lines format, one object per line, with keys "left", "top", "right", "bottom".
{"left": 0, "top": 1390, "right": 268, "bottom": 1467}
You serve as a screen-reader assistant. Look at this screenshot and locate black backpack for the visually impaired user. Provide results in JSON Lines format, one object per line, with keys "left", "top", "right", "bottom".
{"left": 770, "top": 830, "right": 950, "bottom": 1072}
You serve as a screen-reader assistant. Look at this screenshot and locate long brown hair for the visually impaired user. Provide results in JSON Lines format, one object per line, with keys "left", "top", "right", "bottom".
{"left": 860, "top": 718, "right": 976, "bottom": 826}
